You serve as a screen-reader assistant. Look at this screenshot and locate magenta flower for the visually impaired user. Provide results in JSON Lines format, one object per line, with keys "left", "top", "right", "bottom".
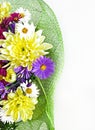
{"left": 0, "top": 17, "right": 11, "bottom": 39}
{"left": 0, "top": 60, "right": 9, "bottom": 85}
{"left": 0, "top": 27, "right": 5, "bottom": 39}
{"left": 0, "top": 61, "right": 7, "bottom": 77}
{"left": 0, "top": 17, "right": 11, "bottom": 31}
{"left": 10, "top": 13, "right": 21, "bottom": 22}
{"left": 0, "top": 68, "right": 7, "bottom": 77}
{"left": 32, "top": 56, "right": 55, "bottom": 79}
{"left": 0, "top": 16, "right": 16, "bottom": 38}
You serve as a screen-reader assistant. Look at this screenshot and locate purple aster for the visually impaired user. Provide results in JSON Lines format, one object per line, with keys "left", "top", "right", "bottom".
{"left": 14, "top": 66, "right": 32, "bottom": 83}
{"left": 0, "top": 82, "right": 8, "bottom": 99}
{"left": 32, "top": 56, "right": 55, "bottom": 79}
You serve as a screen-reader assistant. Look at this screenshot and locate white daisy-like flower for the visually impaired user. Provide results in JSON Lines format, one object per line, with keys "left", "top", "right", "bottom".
{"left": 15, "top": 22, "right": 35, "bottom": 39}
{"left": 16, "top": 7, "right": 31, "bottom": 22}
{"left": 21, "top": 82, "right": 39, "bottom": 98}
{"left": 0, "top": 108, "right": 14, "bottom": 124}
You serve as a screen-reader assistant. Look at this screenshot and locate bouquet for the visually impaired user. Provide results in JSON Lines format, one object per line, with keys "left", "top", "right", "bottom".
{"left": 0, "top": 1, "right": 63, "bottom": 130}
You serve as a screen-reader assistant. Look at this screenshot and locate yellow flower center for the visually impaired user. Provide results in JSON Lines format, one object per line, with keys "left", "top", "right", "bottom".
{"left": 22, "top": 28, "right": 28, "bottom": 33}
{"left": 26, "top": 88, "right": 32, "bottom": 94}
{"left": 40, "top": 64, "right": 47, "bottom": 71}
{"left": 19, "top": 13, "right": 25, "bottom": 18}
{"left": 14, "top": 17, "right": 18, "bottom": 22}
{"left": 0, "top": 64, "right": 2, "bottom": 68}
{"left": 0, "top": 75, "right": 3, "bottom": 80}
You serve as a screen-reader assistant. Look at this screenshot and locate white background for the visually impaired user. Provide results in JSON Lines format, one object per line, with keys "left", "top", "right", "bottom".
{"left": 45, "top": 0, "right": 95, "bottom": 130}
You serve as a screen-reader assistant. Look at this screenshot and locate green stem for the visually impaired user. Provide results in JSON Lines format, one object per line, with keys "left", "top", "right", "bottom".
{"left": 46, "top": 111, "right": 54, "bottom": 129}
{"left": 36, "top": 77, "right": 54, "bottom": 129}
{"left": 36, "top": 77, "right": 48, "bottom": 104}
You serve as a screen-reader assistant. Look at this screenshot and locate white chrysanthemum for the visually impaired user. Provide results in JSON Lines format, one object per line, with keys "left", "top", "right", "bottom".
{"left": 0, "top": 108, "right": 14, "bottom": 124}
{"left": 16, "top": 7, "right": 31, "bottom": 22}
{"left": 21, "top": 82, "right": 39, "bottom": 98}
{"left": 15, "top": 22, "right": 35, "bottom": 39}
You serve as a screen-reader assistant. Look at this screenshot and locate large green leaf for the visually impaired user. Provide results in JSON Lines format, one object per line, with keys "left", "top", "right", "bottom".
{"left": 0, "top": 0, "right": 64, "bottom": 130}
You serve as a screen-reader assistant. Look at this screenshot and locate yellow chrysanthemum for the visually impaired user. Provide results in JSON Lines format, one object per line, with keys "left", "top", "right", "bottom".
{"left": 4, "top": 69, "right": 16, "bottom": 83}
{"left": 0, "top": 31, "right": 53, "bottom": 70}
{"left": 0, "top": 2, "right": 11, "bottom": 23}
{"left": 1, "top": 87, "right": 37, "bottom": 122}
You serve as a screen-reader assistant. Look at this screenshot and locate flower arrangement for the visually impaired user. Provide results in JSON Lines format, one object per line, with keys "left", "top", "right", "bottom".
{"left": 0, "top": 1, "right": 55, "bottom": 125}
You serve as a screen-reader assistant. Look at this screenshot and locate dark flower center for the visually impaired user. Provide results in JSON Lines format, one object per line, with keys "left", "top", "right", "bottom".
{"left": 22, "top": 47, "right": 25, "bottom": 51}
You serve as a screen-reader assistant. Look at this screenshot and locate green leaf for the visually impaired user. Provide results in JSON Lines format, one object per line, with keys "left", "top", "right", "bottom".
{"left": 0, "top": 0, "right": 64, "bottom": 130}
{"left": 16, "top": 120, "right": 48, "bottom": 130}
{"left": 39, "top": 122, "right": 48, "bottom": 130}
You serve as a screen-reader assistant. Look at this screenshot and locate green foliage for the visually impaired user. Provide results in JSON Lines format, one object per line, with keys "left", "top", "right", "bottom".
{"left": 0, "top": 121, "right": 17, "bottom": 130}
{"left": 0, "top": 0, "right": 64, "bottom": 130}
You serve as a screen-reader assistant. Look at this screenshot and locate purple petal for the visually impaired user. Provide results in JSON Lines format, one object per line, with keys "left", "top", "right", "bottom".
{"left": 32, "top": 56, "right": 55, "bottom": 79}
{"left": 9, "top": 23, "right": 15, "bottom": 33}
{"left": 14, "top": 66, "right": 23, "bottom": 73}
